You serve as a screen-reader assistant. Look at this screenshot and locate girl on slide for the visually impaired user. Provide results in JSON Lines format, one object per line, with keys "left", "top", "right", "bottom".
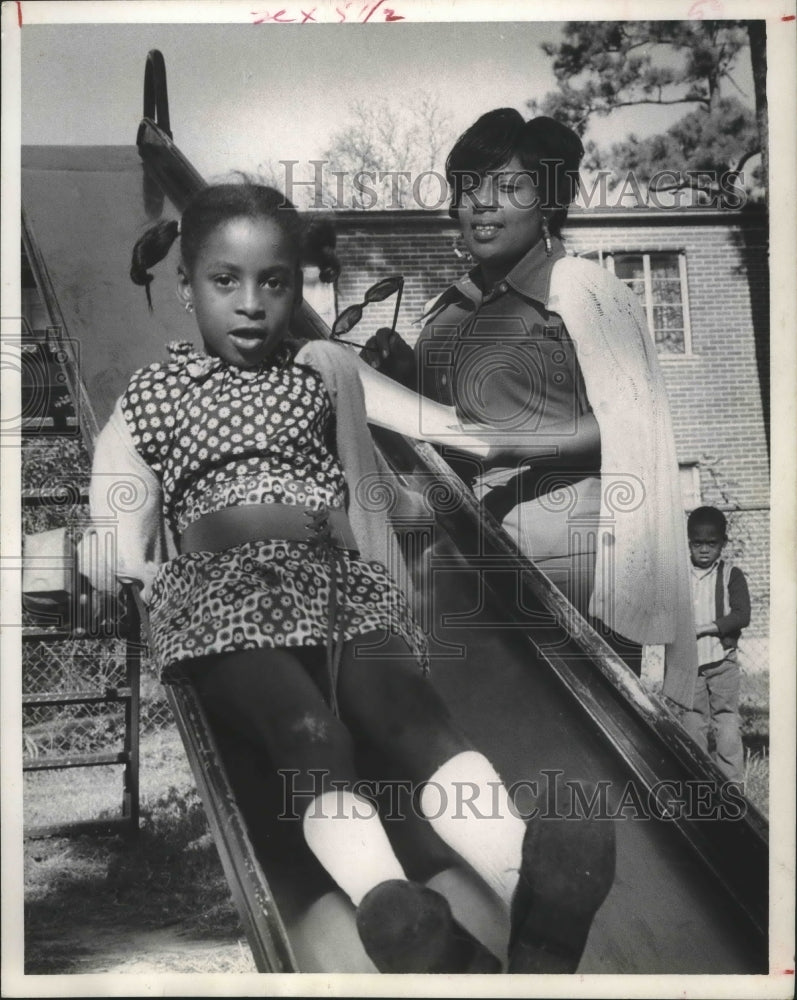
{"left": 86, "top": 180, "right": 614, "bottom": 973}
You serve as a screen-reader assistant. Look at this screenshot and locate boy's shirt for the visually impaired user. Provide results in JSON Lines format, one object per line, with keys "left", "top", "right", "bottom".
{"left": 691, "top": 560, "right": 727, "bottom": 666}
{"left": 690, "top": 558, "right": 751, "bottom": 668}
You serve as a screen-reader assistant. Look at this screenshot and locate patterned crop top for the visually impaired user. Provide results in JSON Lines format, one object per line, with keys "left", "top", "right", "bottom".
{"left": 121, "top": 342, "right": 347, "bottom": 535}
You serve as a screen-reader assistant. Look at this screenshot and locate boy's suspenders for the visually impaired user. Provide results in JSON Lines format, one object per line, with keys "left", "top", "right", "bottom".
{"left": 714, "top": 559, "right": 738, "bottom": 649}
{"left": 714, "top": 559, "right": 726, "bottom": 622}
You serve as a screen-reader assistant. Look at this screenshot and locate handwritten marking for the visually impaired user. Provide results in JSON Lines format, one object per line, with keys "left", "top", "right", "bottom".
{"left": 361, "top": 0, "right": 385, "bottom": 22}
{"left": 16, "top": 1, "right": 23, "bottom": 27}
{"left": 252, "top": 9, "right": 294, "bottom": 23}
{"left": 336, "top": 1, "right": 353, "bottom": 21}
{"left": 783, "top": 14, "right": 796, "bottom": 20}
{"left": 253, "top": 1, "right": 403, "bottom": 22}
{"left": 687, "top": 0, "right": 722, "bottom": 18}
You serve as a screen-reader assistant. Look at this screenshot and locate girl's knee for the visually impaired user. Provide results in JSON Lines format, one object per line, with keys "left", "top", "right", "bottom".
{"left": 283, "top": 709, "right": 355, "bottom": 760}
{"left": 190, "top": 649, "right": 358, "bottom": 778}
{"left": 248, "top": 705, "right": 355, "bottom": 781}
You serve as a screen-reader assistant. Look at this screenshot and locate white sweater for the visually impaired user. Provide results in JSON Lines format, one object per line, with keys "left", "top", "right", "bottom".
{"left": 549, "top": 255, "right": 697, "bottom": 707}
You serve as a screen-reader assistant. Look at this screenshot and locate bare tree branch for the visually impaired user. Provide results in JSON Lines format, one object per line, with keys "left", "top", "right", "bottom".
{"left": 322, "top": 92, "right": 456, "bottom": 210}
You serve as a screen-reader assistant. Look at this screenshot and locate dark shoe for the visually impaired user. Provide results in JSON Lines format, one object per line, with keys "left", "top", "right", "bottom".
{"left": 356, "top": 879, "right": 501, "bottom": 974}
{"left": 508, "top": 805, "right": 616, "bottom": 973}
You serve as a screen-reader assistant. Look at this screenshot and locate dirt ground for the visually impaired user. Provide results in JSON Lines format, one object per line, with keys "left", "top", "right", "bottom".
{"left": 23, "top": 832, "right": 257, "bottom": 976}
{"left": 29, "top": 921, "right": 256, "bottom": 975}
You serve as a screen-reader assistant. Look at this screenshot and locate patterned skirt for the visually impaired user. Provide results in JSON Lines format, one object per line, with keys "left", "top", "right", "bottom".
{"left": 148, "top": 539, "right": 429, "bottom": 677}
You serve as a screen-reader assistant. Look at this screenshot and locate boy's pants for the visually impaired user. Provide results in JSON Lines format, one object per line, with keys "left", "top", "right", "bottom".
{"left": 682, "top": 657, "right": 744, "bottom": 783}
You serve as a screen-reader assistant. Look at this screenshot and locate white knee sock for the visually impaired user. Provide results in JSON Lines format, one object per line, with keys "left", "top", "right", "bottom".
{"left": 420, "top": 751, "right": 526, "bottom": 909}
{"left": 302, "top": 790, "right": 406, "bottom": 906}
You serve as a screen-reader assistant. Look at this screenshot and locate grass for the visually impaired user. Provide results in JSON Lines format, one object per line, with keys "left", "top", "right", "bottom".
{"left": 738, "top": 670, "right": 769, "bottom": 750}
{"left": 742, "top": 748, "right": 769, "bottom": 818}
{"left": 23, "top": 727, "right": 253, "bottom": 974}
{"left": 739, "top": 669, "right": 769, "bottom": 816}
{"left": 25, "top": 764, "right": 129, "bottom": 827}
{"left": 24, "top": 718, "right": 189, "bottom": 829}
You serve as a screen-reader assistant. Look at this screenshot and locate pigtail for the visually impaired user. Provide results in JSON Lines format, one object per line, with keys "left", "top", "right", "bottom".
{"left": 130, "top": 219, "right": 181, "bottom": 311}
{"left": 303, "top": 216, "right": 340, "bottom": 284}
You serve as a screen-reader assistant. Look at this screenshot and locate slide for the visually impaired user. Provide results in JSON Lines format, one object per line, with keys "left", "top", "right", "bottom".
{"left": 19, "top": 68, "right": 768, "bottom": 973}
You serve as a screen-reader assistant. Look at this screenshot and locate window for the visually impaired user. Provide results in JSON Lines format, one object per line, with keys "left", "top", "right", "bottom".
{"left": 679, "top": 463, "right": 701, "bottom": 511}
{"left": 585, "top": 250, "right": 692, "bottom": 356}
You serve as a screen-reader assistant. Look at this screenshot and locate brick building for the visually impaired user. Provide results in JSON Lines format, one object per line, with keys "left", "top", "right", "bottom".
{"left": 320, "top": 206, "right": 770, "bottom": 661}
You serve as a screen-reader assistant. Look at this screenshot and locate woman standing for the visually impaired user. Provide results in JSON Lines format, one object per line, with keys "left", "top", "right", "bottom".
{"left": 364, "top": 108, "right": 696, "bottom": 708}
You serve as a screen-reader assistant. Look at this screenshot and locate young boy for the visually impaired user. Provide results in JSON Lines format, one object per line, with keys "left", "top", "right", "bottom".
{"left": 683, "top": 506, "right": 751, "bottom": 783}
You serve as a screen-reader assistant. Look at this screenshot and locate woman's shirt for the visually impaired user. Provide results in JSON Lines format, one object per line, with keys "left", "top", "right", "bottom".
{"left": 121, "top": 341, "right": 347, "bottom": 535}
{"left": 414, "top": 237, "right": 600, "bottom": 487}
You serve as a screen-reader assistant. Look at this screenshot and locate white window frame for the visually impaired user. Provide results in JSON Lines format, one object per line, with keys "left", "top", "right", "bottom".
{"left": 599, "top": 250, "right": 693, "bottom": 358}
{"left": 678, "top": 462, "right": 702, "bottom": 511}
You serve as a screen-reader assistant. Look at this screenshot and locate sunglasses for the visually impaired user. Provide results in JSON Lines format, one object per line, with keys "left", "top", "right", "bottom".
{"left": 331, "top": 275, "right": 404, "bottom": 349}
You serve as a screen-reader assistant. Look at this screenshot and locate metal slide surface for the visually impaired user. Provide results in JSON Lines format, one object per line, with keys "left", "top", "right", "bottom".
{"left": 21, "top": 131, "right": 768, "bottom": 975}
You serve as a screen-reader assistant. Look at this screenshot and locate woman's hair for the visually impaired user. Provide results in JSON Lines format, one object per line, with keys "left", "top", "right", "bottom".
{"left": 445, "top": 108, "right": 584, "bottom": 236}
{"left": 130, "top": 182, "right": 340, "bottom": 309}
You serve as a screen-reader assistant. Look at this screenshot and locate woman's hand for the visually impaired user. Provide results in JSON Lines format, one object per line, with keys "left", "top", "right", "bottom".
{"left": 360, "top": 328, "right": 417, "bottom": 389}
{"left": 460, "top": 412, "right": 602, "bottom": 523}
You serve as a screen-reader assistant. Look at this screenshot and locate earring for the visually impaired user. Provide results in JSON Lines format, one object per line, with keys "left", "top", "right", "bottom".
{"left": 184, "top": 301, "right": 194, "bottom": 313}
{"left": 542, "top": 217, "right": 553, "bottom": 257}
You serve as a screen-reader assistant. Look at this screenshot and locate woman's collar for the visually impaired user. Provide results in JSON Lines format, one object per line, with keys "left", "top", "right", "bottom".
{"left": 447, "top": 235, "right": 567, "bottom": 310}
{"left": 498, "top": 236, "right": 567, "bottom": 306}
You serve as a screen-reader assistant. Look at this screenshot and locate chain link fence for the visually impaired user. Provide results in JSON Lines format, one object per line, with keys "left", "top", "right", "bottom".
{"left": 21, "top": 430, "right": 177, "bottom": 810}
{"left": 21, "top": 637, "right": 174, "bottom": 765}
